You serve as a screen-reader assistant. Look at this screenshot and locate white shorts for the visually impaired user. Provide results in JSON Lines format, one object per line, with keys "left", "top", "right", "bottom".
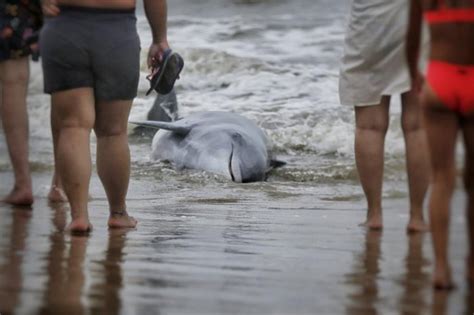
{"left": 339, "top": 0, "right": 411, "bottom": 106}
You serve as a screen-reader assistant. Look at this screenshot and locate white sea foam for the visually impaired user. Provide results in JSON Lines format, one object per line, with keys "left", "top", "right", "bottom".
{"left": 131, "top": 9, "right": 412, "bottom": 164}
{"left": 1, "top": 1, "right": 449, "bottom": 182}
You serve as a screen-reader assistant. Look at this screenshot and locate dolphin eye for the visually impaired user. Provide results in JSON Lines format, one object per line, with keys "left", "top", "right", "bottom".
{"left": 231, "top": 133, "right": 244, "bottom": 144}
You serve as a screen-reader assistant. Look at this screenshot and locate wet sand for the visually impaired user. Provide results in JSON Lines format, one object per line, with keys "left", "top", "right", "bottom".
{"left": 0, "top": 170, "right": 472, "bottom": 315}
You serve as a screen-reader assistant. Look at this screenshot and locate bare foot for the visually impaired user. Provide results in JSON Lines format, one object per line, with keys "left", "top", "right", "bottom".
{"left": 359, "top": 215, "right": 383, "bottom": 230}
{"left": 407, "top": 218, "right": 429, "bottom": 233}
{"left": 67, "top": 217, "right": 93, "bottom": 235}
{"left": 48, "top": 185, "right": 68, "bottom": 203}
{"left": 2, "top": 187, "right": 33, "bottom": 206}
{"left": 433, "top": 264, "right": 454, "bottom": 290}
{"left": 108, "top": 211, "right": 138, "bottom": 229}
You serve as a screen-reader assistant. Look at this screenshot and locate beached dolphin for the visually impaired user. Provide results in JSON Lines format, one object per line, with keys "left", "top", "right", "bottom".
{"left": 131, "top": 109, "right": 285, "bottom": 183}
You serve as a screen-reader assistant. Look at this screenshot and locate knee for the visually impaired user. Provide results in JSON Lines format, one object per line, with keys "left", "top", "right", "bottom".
{"left": 355, "top": 105, "right": 389, "bottom": 134}
{"left": 1, "top": 68, "right": 28, "bottom": 86}
{"left": 433, "top": 168, "right": 457, "bottom": 193}
{"left": 401, "top": 114, "right": 422, "bottom": 134}
{"left": 356, "top": 118, "right": 388, "bottom": 134}
{"left": 0, "top": 59, "right": 29, "bottom": 85}
{"left": 94, "top": 123, "right": 127, "bottom": 138}
{"left": 59, "top": 117, "right": 94, "bottom": 131}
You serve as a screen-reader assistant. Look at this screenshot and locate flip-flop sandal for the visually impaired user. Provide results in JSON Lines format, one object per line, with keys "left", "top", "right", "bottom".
{"left": 146, "top": 49, "right": 184, "bottom": 96}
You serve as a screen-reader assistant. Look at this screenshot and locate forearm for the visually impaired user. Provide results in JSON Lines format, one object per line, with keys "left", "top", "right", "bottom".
{"left": 406, "top": 0, "right": 423, "bottom": 80}
{"left": 144, "top": 0, "right": 168, "bottom": 44}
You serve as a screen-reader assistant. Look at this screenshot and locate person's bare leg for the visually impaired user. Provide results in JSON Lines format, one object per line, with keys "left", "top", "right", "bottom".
{"left": 401, "top": 91, "right": 430, "bottom": 233}
{"left": 94, "top": 99, "right": 137, "bottom": 229}
{"left": 461, "top": 116, "right": 474, "bottom": 287}
{"left": 422, "top": 86, "right": 458, "bottom": 290}
{"left": 48, "top": 172, "right": 67, "bottom": 203}
{"left": 52, "top": 88, "right": 95, "bottom": 233}
{"left": 0, "top": 58, "right": 33, "bottom": 206}
{"left": 48, "top": 106, "right": 67, "bottom": 203}
{"left": 355, "top": 97, "right": 390, "bottom": 230}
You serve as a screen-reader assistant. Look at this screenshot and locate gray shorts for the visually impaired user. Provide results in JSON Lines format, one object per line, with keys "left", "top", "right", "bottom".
{"left": 40, "top": 6, "right": 140, "bottom": 101}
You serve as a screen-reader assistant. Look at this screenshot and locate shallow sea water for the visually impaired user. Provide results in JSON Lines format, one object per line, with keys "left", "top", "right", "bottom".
{"left": 0, "top": 0, "right": 472, "bottom": 314}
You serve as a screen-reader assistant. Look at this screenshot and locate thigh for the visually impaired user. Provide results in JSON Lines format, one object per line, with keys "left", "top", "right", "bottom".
{"left": 51, "top": 88, "right": 95, "bottom": 130}
{"left": 421, "top": 79, "right": 459, "bottom": 172}
{"left": 420, "top": 77, "right": 451, "bottom": 112}
{"left": 422, "top": 108, "right": 458, "bottom": 173}
{"left": 94, "top": 100, "right": 133, "bottom": 137}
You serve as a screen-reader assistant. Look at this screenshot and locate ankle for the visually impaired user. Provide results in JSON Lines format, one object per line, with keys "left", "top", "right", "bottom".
{"left": 48, "top": 186, "right": 67, "bottom": 203}
{"left": 108, "top": 211, "right": 137, "bottom": 229}
{"left": 409, "top": 208, "right": 424, "bottom": 220}
{"left": 67, "top": 218, "right": 92, "bottom": 234}
{"left": 13, "top": 182, "right": 32, "bottom": 192}
{"left": 110, "top": 209, "right": 127, "bottom": 215}
{"left": 366, "top": 208, "right": 382, "bottom": 219}
{"left": 71, "top": 209, "right": 89, "bottom": 221}
{"left": 110, "top": 204, "right": 128, "bottom": 216}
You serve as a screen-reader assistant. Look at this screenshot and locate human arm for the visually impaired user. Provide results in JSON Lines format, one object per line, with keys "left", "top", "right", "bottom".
{"left": 144, "top": 0, "right": 169, "bottom": 68}
{"left": 406, "top": 0, "right": 423, "bottom": 91}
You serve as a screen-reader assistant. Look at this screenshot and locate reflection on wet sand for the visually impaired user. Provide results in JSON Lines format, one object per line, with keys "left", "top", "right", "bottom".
{"left": 0, "top": 207, "right": 31, "bottom": 314}
{"left": 0, "top": 187, "right": 471, "bottom": 314}
{"left": 432, "top": 290, "right": 450, "bottom": 315}
{"left": 39, "top": 205, "right": 87, "bottom": 315}
{"left": 344, "top": 230, "right": 474, "bottom": 315}
{"left": 398, "top": 233, "right": 430, "bottom": 314}
{"left": 89, "top": 229, "right": 127, "bottom": 315}
{"left": 345, "top": 230, "right": 382, "bottom": 315}
{"left": 38, "top": 205, "right": 129, "bottom": 315}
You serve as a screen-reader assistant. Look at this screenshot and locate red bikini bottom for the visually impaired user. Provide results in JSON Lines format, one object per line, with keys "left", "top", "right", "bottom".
{"left": 426, "top": 60, "right": 474, "bottom": 115}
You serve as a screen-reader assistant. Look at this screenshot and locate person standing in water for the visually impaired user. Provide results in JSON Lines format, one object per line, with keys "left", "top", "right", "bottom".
{"left": 0, "top": 0, "right": 43, "bottom": 206}
{"left": 407, "top": 0, "right": 474, "bottom": 290}
{"left": 40, "top": 0, "right": 171, "bottom": 232}
{"left": 339, "top": 0, "right": 430, "bottom": 232}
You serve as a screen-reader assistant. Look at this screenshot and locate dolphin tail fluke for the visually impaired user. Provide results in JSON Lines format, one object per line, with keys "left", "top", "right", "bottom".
{"left": 129, "top": 120, "right": 191, "bottom": 135}
{"left": 270, "top": 159, "right": 286, "bottom": 169}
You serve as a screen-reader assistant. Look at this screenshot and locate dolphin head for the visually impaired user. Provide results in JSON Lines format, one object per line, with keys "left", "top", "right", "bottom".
{"left": 228, "top": 132, "right": 268, "bottom": 183}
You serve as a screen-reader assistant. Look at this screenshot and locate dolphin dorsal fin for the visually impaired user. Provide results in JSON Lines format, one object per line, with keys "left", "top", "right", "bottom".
{"left": 129, "top": 120, "right": 191, "bottom": 135}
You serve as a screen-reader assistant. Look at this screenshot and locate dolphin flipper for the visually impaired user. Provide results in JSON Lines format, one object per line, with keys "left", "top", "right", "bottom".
{"left": 129, "top": 120, "right": 192, "bottom": 135}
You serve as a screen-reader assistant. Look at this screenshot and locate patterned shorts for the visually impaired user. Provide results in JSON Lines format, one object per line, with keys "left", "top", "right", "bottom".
{"left": 0, "top": 0, "right": 43, "bottom": 61}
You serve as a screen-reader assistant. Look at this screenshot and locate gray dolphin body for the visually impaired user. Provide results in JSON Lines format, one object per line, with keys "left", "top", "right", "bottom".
{"left": 132, "top": 110, "right": 284, "bottom": 183}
